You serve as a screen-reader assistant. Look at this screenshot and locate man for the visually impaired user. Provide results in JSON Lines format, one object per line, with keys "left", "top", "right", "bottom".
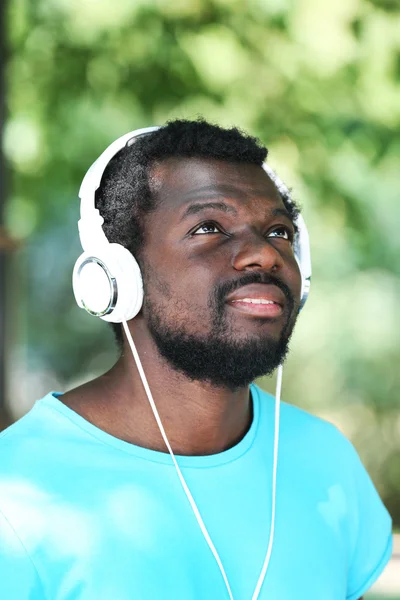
{"left": 0, "top": 120, "right": 392, "bottom": 599}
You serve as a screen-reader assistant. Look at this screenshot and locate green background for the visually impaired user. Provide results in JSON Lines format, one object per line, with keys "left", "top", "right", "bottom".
{"left": 2, "top": 0, "right": 400, "bottom": 595}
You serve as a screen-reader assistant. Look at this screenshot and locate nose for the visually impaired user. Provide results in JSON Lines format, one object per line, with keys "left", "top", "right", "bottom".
{"left": 231, "top": 230, "right": 284, "bottom": 274}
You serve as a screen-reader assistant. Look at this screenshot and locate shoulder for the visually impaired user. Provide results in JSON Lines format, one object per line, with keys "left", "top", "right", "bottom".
{"left": 0, "top": 400, "right": 44, "bottom": 454}
{"left": 254, "top": 383, "right": 348, "bottom": 452}
{"left": 0, "top": 401, "right": 56, "bottom": 598}
{"left": 253, "top": 385, "right": 392, "bottom": 598}
{"left": 253, "top": 383, "right": 374, "bottom": 491}
{"left": 0, "top": 393, "right": 70, "bottom": 480}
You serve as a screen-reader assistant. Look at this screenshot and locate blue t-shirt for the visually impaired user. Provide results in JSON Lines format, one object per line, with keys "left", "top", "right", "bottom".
{"left": 0, "top": 384, "right": 392, "bottom": 599}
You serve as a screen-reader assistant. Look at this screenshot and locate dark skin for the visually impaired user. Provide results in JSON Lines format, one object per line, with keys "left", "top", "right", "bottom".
{"left": 62, "top": 158, "right": 301, "bottom": 454}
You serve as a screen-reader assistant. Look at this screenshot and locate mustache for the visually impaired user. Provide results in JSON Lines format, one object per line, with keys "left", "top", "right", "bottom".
{"left": 212, "top": 272, "right": 295, "bottom": 313}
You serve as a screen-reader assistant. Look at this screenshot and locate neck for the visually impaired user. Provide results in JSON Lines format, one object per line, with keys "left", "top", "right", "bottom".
{"left": 64, "top": 322, "right": 253, "bottom": 456}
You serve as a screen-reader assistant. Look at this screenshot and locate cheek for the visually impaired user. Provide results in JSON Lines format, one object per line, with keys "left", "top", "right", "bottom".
{"left": 143, "top": 258, "right": 216, "bottom": 323}
{"left": 140, "top": 258, "right": 172, "bottom": 299}
{"left": 152, "top": 246, "right": 213, "bottom": 298}
{"left": 169, "top": 267, "right": 214, "bottom": 311}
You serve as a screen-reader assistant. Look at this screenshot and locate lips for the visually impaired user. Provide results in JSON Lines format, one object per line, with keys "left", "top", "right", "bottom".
{"left": 226, "top": 283, "right": 285, "bottom": 305}
{"left": 225, "top": 283, "right": 285, "bottom": 318}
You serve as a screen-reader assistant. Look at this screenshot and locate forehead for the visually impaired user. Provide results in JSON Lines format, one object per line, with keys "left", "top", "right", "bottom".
{"left": 149, "top": 157, "right": 282, "bottom": 209}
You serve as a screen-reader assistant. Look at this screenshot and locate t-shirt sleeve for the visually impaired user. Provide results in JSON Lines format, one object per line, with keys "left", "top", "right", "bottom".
{"left": 0, "top": 508, "right": 45, "bottom": 599}
{"left": 343, "top": 438, "right": 393, "bottom": 600}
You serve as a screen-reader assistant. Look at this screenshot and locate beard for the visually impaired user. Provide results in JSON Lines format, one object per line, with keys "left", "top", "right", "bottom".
{"left": 142, "top": 269, "right": 298, "bottom": 391}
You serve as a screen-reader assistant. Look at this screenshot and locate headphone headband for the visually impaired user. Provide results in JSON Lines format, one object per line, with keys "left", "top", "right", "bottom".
{"left": 79, "top": 126, "right": 160, "bottom": 218}
{"left": 78, "top": 126, "right": 160, "bottom": 252}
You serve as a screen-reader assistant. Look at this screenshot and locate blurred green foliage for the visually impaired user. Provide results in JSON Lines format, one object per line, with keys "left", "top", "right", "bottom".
{"left": 3, "top": 0, "right": 400, "bottom": 526}
{"left": 368, "top": 597, "right": 400, "bottom": 599}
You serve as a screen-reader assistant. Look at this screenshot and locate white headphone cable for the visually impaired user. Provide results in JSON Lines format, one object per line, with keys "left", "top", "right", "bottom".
{"left": 251, "top": 362, "right": 282, "bottom": 600}
{"left": 122, "top": 320, "right": 281, "bottom": 600}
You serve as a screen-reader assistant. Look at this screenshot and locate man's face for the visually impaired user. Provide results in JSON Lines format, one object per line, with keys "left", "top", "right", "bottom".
{"left": 138, "top": 158, "right": 302, "bottom": 390}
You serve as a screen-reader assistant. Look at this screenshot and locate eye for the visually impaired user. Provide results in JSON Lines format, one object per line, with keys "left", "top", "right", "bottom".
{"left": 192, "top": 222, "right": 222, "bottom": 235}
{"left": 267, "top": 225, "right": 294, "bottom": 243}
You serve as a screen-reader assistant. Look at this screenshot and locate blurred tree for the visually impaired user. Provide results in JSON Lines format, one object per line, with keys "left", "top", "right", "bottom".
{"left": 0, "top": 0, "right": 12, "bottom": 428}
{"left": 3, "top": 0, "right": 400, "bottom": 523}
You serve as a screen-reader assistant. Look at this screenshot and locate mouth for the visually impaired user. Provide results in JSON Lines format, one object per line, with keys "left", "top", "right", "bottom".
{"left": 225, "top": 283, "right": 285, "bottom": 319}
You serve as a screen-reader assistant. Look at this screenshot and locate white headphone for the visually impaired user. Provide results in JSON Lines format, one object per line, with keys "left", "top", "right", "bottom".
{"left": 72, "top": 126, "right": 311, "bottom": 321}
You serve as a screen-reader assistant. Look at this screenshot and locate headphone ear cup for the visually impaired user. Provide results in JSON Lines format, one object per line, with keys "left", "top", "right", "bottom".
{"left": 73, "top": 254, "right": 87, "bottom": 310}
{"left": 72, "top": 252, "right": 117, "bottom": 315}
{"left": 294, "top": 252, "right": 311, "bottom": 312}
{"left": 294, "top": 253, "right": 305, "bottom": 307}
{"left": 72, "top": 244, "right": 143, "bottom": 323}
{"left": 104, "top": 244, "right": 143, "bottom": 323}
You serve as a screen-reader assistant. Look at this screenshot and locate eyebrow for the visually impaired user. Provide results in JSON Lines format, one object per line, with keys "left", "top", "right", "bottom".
{"left": 180, "top": 201, "right": 238, "bottom": 221}
{"left": 180, "top": 200, "right": 294, "bottom": 225}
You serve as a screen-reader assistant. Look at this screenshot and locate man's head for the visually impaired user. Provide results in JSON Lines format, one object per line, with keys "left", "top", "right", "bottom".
{"left": 96, "top": 119, "right": 302, "bottom": 390}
